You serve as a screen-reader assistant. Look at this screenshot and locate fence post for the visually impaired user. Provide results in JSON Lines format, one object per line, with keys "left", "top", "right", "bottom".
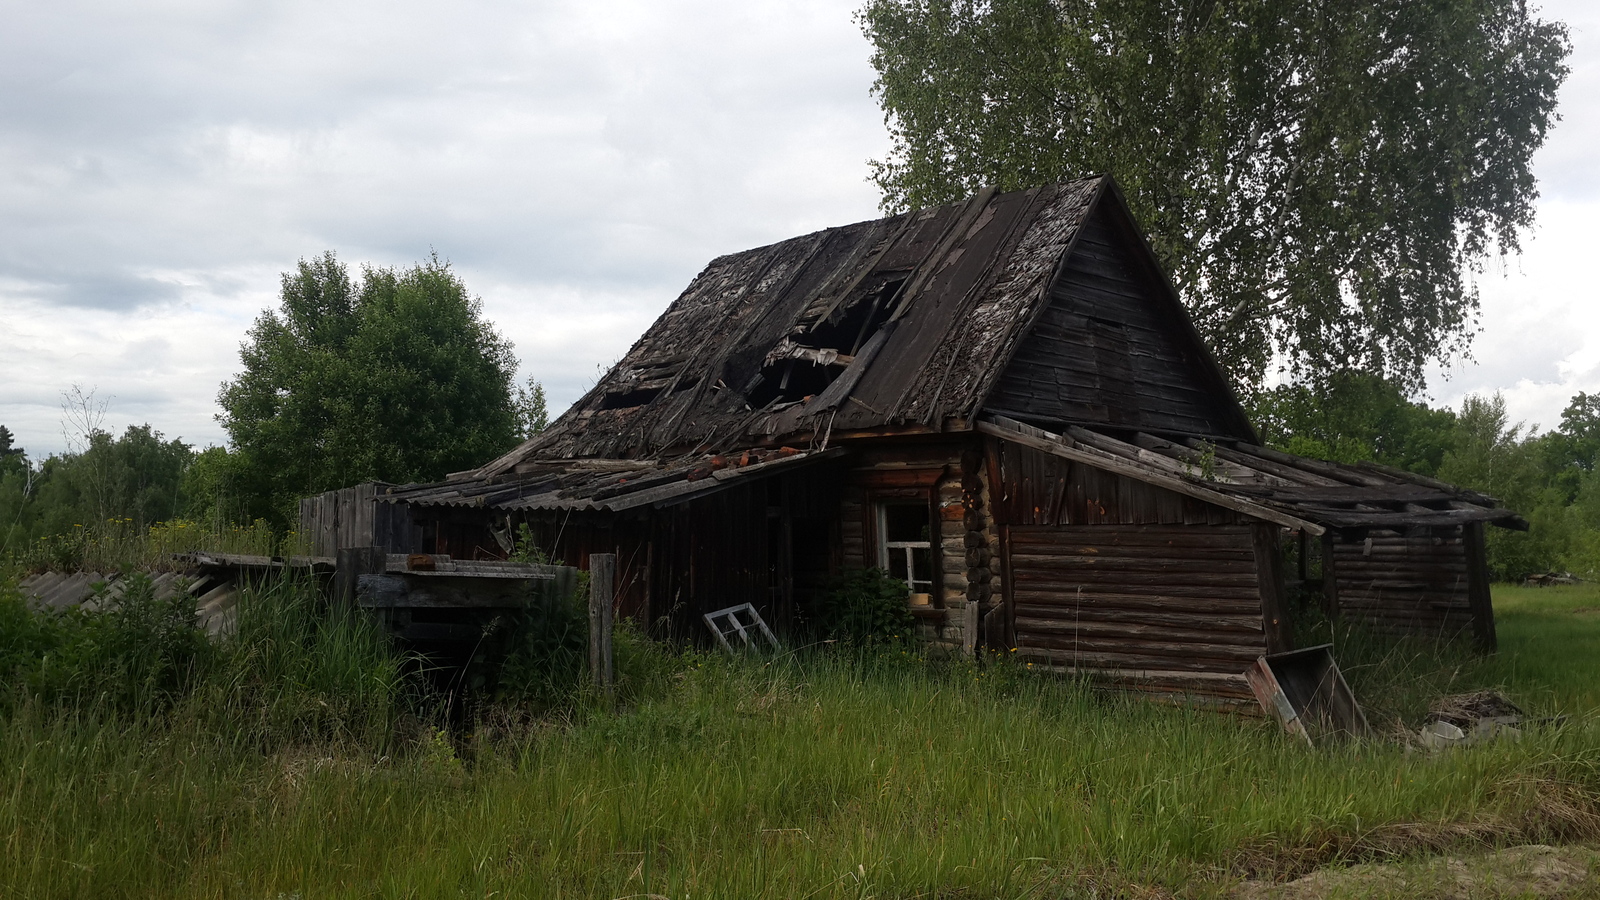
{"left": 589, "top": 553, "right": 616, "bottom": 693}
{"left": 334, "top": 546, "right": 386, "bottom": 607}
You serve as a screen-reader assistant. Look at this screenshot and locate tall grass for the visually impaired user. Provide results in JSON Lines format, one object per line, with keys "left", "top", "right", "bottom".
{"left": 0, "top": 571, "right": 406, "bottom": 744}
{"left": 10, "top": 516, "right": 306, "bottom": 573}
{"left": 1, "top": 584, "right": 1598, "bottom": 897}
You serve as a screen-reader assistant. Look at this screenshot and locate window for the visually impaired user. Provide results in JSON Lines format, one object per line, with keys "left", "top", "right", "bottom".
{"left": 877, "top": 501, "right": 933, "bottom": 595}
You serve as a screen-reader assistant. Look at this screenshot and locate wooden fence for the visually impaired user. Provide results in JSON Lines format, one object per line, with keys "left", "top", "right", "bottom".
{"left": 298, "top": 483, "right": 413, "bottom": 557}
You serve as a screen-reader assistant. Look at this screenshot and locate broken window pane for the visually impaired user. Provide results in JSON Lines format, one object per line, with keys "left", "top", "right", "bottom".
{"left": 878, "top": 501, "right": 933, "bottom": 597}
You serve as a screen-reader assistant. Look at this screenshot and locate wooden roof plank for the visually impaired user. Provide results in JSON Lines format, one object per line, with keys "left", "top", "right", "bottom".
{"left": 978, "top": 416, "right": 1325, "bottom": 535}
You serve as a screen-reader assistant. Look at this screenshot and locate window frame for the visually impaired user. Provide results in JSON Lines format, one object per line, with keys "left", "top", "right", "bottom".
{"left": 865, "top": 488, "right": 941, "bottom": 604}
{"left": 876, "top": 501, "right": 935, "bottom": 595}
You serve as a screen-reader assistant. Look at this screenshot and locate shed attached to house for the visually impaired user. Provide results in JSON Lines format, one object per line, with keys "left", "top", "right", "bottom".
{"left": 366, "top": 176, "right": 1523, "bottom": 709}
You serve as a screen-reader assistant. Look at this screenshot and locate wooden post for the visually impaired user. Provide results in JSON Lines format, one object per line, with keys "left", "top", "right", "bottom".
{"left": 1463, "top": 522, "right": 1499, "bottom": 652}
{"left": 1251, "top": 522, "right": 1295, "bottom": 654}
{"left": 589, "top": 553, "right": 616, "bottom": 692}
{"left": 1320, "top": 531, "right": 1341, "bottom": 619}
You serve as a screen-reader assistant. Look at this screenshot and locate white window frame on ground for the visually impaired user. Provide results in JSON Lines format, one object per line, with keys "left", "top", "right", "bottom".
{"left": 876, "top": 501, "right": 934, "bottom": 595}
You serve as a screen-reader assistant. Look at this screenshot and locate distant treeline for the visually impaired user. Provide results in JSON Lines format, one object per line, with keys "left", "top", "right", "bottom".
{"left": 1255, "top": 373, "right": 1600, "bottom": 581}
{"left": 5, "top": 255, "right": 1598, "bottom": 581}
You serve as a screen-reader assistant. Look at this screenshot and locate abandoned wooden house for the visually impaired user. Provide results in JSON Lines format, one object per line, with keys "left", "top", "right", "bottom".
{"left": 330, "top": 176, "right": 1524, "bottom": 710}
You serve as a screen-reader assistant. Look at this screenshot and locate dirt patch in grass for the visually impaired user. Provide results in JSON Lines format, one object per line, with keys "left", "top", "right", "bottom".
{"left": 1231, "top": 844, "right": 1598, "bottom": 899}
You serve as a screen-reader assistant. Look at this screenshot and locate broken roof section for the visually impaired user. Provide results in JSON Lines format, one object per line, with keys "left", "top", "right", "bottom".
{"left": 980, "top": 416, "right": 1527, "bottom": 534}
{"left": 380, "top": 175, "right": 1521, "bottom": 536}
{"left": 390, "top": 447, "right": 845, "bottom": 513}
{"left": 475, "top": 175, "right": 1251, "bottom": 477}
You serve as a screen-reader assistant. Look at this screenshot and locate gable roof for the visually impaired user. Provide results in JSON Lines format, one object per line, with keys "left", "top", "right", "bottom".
{"left": 478, "top": 176, "right": 1250, "bottom": 478}
{"left": 383, "top": 177, "right": 1521, "bottom": 534}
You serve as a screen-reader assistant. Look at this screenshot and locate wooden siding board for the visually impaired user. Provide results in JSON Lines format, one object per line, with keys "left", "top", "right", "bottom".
{"left": 1326, "top": 529, "right": 1477, "bottom": 641}
{"left": 987, "top": 203, "right": 1246, "bottom": 438}
{"left": 1006, "top": 523, "right": 1269, "bottom": 686}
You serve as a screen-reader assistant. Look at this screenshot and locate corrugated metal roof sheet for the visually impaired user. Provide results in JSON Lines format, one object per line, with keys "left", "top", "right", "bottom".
{"left": 18, "top": 569, "right": 241, "bottom": 637}
{"left": 388, "top": 446, "right": 844, "bottom": 512}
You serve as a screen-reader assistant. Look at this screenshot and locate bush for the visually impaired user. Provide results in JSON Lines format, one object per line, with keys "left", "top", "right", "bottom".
{"left": 492, "top": 577, "right": 590, "bottom": 705}
{"left": 818, "top": 568, "right": 916, "bottom": 644}
{"left": 0, "top": 572, "right": 214, "bottom": 713}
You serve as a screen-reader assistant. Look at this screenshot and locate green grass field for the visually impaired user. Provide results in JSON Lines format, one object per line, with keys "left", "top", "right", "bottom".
{"left": 2, "top": 585, "right": 1599, "bottom": 898}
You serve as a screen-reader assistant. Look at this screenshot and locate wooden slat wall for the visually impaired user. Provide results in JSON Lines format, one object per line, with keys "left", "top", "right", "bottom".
{"left": 299, "top": 483, "right": 395, "bottom": 556}
{"left": 989, "top": 439, "right": 1244, "bottom": 527}
{"left": 985, "top": 204, "right": 1244, "bottom": 438}
{"left": 649, "top": 481, "right": 774, "bottom": 642}
{"left": 1329, "top": 529, "right": 1475, "bottom": 640}
{"left": 516, "top": 513, "right": 652, "bottom": 623}
{"left": 1007, "top": 524, "right": 1267, "bottom": 711}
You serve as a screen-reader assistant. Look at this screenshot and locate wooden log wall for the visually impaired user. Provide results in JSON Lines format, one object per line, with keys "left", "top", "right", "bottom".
{"left": 989, "top": 438, "right": 1272, "bottom": 711}
{"left": 1325, "top": 528, "right": 1477, "bottom": 641}
{"left": 1004, "top": 525, "right": 1267, "bottom": 711}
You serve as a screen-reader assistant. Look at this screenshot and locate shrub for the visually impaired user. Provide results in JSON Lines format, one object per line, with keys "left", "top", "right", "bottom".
{"left": 492, "top": 573, "right": 590, "bottom": 705}
{"left": 1, "top": 572, "right": 214, "bottom": 712}
{"left": 818, "top": 568, "right": 916, "bottom": 645}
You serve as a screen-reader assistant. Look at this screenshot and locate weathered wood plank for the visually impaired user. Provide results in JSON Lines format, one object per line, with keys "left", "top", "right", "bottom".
{"left": 979, "top": 418, "right": 1324, "bottom": 534}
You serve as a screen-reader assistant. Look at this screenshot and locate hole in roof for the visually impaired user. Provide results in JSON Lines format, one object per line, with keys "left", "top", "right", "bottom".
{"left": 599, "top": 386, "right": 663, "bottom": 410}
{"left": 746, "top": 278, "right": 903, "bottom": 408}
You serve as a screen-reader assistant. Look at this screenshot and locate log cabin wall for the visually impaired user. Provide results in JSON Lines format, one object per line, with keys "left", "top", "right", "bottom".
{"left": 1324, "top": 527, "right": 1480, "bottom": 642}
{"left": 987, "top": 438, "right": 1282, "bottom": 711}
{"left": 839, "top": 438, "right": 980, "bottom": 650}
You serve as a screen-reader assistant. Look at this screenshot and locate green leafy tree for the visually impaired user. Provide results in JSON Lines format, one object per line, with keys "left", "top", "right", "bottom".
{"left": 1533, "top": 392, "right": 1600, "bottom": 503}
{"left": 178, "top": 446, "right": 260, "bottom": 528}
{"left": 1434, "top": 394, "right": 1565, "bottom": 580}
{"left": 28, "top": 425, "right": 193, "bottom": 536}
{"left": 218, "top": 252, "right": 521, "bottom": 523}
{"left": 1253, "top": 372, "right": 1457, "bottom": 476}
{"left": 514, "top": 377, "right": 550, "bottom": 439}
{"left": 0, "top": 426, "right": 22, "bottom": 465}
{"left": 0, "top": 428, "right": 32, "bottom": 555}
{"left": 859, "top": 0, "right": 1570, "bottom": 390}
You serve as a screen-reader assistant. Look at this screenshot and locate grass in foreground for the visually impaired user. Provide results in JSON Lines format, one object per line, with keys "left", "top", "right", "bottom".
{"left": 1, "top": 584, "right": 1599, "bottom": 898}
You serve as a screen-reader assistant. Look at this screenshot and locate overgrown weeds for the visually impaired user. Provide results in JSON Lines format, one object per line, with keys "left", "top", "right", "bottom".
{"left": 10, "top": 515, "right": 304, "bottom": 573}
{"left": 1, "top": 583, "right": 1599, "bottom": 897}
{"left": 0, "top": 571, "right": 406, "bottom": 745}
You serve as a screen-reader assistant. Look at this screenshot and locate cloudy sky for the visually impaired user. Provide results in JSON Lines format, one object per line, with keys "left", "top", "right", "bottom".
{"left": 1, "top": 0, "right": 1595, "bottom": 457}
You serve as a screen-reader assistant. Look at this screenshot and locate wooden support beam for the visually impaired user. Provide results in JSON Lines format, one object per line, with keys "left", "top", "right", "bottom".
{"left": 357, "top": 573, "right": 534, "bottom": 608}
{"left": 590, "top": 552, "right": 616, "bottom": 693}
{"left": 1463, "top": 523, "right": 1498, "bottom": 652}
{"left": 1320, "top": 531, "right": 1340, "bottom": 619}
{"left": 1252, "top": 523, "right": 1295, "bottom": 654}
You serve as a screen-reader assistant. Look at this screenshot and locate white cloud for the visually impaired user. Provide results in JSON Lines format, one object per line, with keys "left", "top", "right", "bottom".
{"left": 1, "top": 0, "right": 1596, "bottom": 458}
{"left": 0, "top": 0, "right": 889, "bottom": 455}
